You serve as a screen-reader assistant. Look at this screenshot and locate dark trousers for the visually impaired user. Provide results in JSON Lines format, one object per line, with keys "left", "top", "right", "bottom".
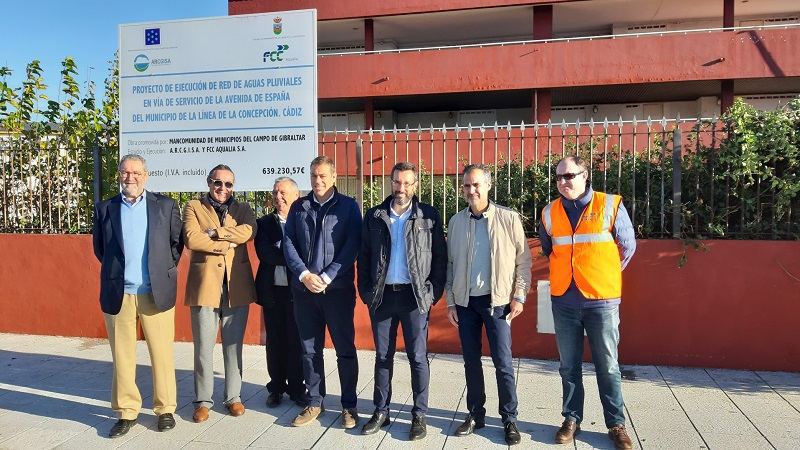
{"left": 456, "top": 294, "right": 518, "bottom": 423}
{"left": 262, "top": 285, "right": 305, "bottom": 400}
{"left": 293, "top": 286, "right": 359, "bottom": 408}
{"left": 370, "top": 286, "right": 430, "bottom": 417}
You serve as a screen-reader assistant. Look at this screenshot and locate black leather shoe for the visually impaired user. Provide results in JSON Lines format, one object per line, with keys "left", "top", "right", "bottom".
{"left": 157, "top": 413, "right": 175, "bottom": 432}
{"left": 360, "top": 411, "right": 390, "bottom": 435}
{"left": 504, "top": 421, "right": 521, "bottom": 445}
{"left": 454, "top": 414, "right": 485, "bottom": 436}
{"left": 266, "top": 392, "right": 282, "bottom": 408}
{"left": 109, "top": 418, "right": 136, "bottom": 438}
{"left": 410, "top": 416, "right": 427, "bottom": 441}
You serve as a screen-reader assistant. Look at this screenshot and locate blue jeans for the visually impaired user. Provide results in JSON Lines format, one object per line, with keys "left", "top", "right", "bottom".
{"left": 457, "top": 295, "right": 518, "bottom": 423}
{"left": 370, "top": 287, "right": 430, "bottom": 417}
{"left": 551, "top": 302, "right": 625, "bottom": 428}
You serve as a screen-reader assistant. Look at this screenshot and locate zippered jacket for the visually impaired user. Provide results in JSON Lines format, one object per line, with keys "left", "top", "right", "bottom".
{"left": 283, "top": 187, "right": 362, "bottom": 292}
{"left": 357, "top": 195, "right": 447, "bottom": 314}
{"left": 445, "top": 201, "right": 532, "bottom": 307}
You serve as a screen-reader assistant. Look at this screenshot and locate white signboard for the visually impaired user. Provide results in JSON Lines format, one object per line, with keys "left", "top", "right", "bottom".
{"left": 119, "top": 10, "right": 317, "bottom": 191}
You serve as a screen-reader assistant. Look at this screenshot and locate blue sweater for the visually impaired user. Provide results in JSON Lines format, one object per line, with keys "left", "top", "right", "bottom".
{"left": 539, "top": 186, "right": 636, "bottom": 309}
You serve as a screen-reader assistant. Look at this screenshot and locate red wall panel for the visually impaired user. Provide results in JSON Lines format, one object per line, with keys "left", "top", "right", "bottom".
{"left": 315, "top": 29, "right": 800, "bottom": 98}
{"left": 1, "top": 234, "right": 798, "bottom": 371}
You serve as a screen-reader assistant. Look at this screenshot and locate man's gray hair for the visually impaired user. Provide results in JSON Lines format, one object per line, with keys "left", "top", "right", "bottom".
{"left": 273, "top": 176, "right": 299, "bottom": 192}
{"left": 119, "top": 154, "right": 147, "bottom": 172}
{"left": 462, "top": 163, "right": 492, "bottom": 184}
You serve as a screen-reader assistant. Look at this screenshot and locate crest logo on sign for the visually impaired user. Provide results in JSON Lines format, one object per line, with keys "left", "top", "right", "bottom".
{"left": 273, "top": 17, "right": 283, "bottom": 35}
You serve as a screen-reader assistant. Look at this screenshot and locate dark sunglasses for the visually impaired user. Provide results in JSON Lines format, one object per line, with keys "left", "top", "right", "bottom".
{"left": 209, "top": 178, "right": 234, "bottom": 189}
{"left": 555, "top": 171, "right": 585, "bottom": 182}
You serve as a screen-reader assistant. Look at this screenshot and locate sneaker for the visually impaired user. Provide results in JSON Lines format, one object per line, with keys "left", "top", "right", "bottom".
{"left": 608, "top": 424, "right": 633, "bottom": 450}
{"left": 292, "top": 405, "right": 324, "bottom": 427}
{"left": 341, "top": 408, "right": 359, "bottom": 429}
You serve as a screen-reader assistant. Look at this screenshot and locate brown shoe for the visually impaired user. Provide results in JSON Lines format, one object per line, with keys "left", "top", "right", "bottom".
{"left": 608, "top": 424, "right": 633, "bottom": 449}
{"left": 292, "top": 405, "right": 325, "bottom": 427}
{"left": 341, "top": 408, "right": 359, "bottom": 429}
{"left": 193, "top": 406, "right": 209, "bottom": 423}
{"left": 555, "top": 419, "right": 580, "bottom": 444}
{"left": 228, "top": 402, "right": 245, "bottom": 417}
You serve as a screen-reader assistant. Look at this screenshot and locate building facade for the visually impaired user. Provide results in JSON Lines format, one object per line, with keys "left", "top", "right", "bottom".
{"left": 229, "top": 0, "right": 800, "bottom": 129}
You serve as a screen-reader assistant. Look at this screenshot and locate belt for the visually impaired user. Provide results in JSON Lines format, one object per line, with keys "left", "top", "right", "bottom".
{"left": 384, "top": 283, "right": 412, "bottom": 291}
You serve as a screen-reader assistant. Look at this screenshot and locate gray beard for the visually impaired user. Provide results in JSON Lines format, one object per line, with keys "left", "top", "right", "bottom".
{"left": 393, "top": 195, "right": 411, "bottom": 207}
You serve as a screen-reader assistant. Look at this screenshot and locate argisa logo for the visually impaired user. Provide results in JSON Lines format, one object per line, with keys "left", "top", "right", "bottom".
{"left": 134, "top": 54, "right": 150, "bottom": 72}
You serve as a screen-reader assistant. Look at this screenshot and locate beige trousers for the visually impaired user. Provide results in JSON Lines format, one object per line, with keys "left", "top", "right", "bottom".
{"left": 104, "top": 293, "right": 177, "bottom": 419}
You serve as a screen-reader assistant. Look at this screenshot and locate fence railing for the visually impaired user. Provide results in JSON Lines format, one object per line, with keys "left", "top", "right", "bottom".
{"left": 2, "top": 117, "right": 798, "bottom": 239}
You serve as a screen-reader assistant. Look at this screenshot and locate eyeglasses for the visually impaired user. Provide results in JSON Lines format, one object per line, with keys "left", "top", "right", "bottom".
{"left": 210, "top": 179, "right": 234, "bottom": 189}
{"left": 118, "top": 171, "right": 146, "bottom": 178}
{"left": 391, "top": 179, "right": 416, "bottom": 189}
{"left": 555, "top": 171, "right": 586, "bottom": 182}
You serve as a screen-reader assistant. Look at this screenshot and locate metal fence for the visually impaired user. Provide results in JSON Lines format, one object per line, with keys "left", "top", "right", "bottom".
{"left": 2, "top": 118, "right": 799, "bottom": 239}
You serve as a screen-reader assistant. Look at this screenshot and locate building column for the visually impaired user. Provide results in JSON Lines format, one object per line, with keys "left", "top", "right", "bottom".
{"left": 720, "top": 80, "right": 734, "bottom": 114}
{"left": 365, "top": 19, "right": 375, "bottom": 129}
{"left": 720, "top": 0, "right": 734, "bottom": 113}
{"left": 533, "top": 5, "right": 553, "bottom": 123}
{"left": 723, "top": 0, "right": 735, "bottom": 29}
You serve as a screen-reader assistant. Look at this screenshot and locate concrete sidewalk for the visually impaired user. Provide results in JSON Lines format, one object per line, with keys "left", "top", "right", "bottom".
{"left": 0, "top": 333, "right": 798, "bottom": 450}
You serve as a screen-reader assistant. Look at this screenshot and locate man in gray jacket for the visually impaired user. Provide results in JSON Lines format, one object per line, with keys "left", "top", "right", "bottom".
{"left": 358, "top": 162, "right": 447, "bottom": 440}
{"left": 445, "top": 164, "right": 531, "bottom": 446}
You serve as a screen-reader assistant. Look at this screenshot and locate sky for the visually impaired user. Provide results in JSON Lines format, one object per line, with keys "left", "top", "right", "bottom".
{"left": 1, "top": 0, "right": 228, "bottom": 107}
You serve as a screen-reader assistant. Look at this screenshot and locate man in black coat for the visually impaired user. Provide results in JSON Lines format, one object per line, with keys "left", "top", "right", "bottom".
{"left": 254, "top": 176, "right": 305, "bottom": 408}
{"left": 357, "top": 162, "right": 447, "bottom": 440}
{"left": 92, "top": 154, "right": 183, "bottom": 438}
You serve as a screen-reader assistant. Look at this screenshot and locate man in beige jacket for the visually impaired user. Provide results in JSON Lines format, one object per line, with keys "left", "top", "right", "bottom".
{"left": 183, "top": 164, "right": 257, "bottom": 422}
{"left": 445, "top": 164, "right": 531, "bottom": 446}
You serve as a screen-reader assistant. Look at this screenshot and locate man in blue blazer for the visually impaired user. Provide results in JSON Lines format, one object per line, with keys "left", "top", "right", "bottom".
{"left": 93, "top": 154, "right": 183, "bottom": 438}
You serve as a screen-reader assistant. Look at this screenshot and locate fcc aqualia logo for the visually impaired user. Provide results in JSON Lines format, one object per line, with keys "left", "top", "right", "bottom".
{"left": 134, "top": 54, "right": 150, "bottom": 72}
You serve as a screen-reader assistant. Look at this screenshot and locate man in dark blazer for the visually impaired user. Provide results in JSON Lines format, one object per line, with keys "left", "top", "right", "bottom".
{"left": 255, "top": 176, "right": 305, "bottom": 408}
{"left": 93, "top": 154, "right": 183, "bottom": 438}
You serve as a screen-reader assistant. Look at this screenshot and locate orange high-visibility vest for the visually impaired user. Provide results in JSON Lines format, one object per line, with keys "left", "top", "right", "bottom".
{"left": 541, "top": 191, "right": 622, "bottom": 298}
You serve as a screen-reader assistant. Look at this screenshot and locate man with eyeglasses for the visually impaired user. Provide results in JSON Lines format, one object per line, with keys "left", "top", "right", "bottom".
{"left": 283, "top": 156, "right": 362, "bottom": 428}
{"left": 357, "top": 162, "right": 446, "bottom": 440}
{"left": 446, "top": 164, "right": 531, "bottom": 446}
{"left": 93, "top": 154, "right": 183, "bottom": 437}
{"left": 182, "top": 164, "right": 257, "bottom": 423}
{"left": 539, "top": 155, "right": 636, "bottom": 450}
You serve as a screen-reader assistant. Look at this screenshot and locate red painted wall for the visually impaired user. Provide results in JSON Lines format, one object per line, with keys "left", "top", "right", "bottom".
{"left": 1, "top": 234, "right": 798, "bottom": 371}
{"left": 229, "top": 0, "right": 579, "bottom": 21}
{"left": 314, "top": 29, "right": 800, "bottom": 98}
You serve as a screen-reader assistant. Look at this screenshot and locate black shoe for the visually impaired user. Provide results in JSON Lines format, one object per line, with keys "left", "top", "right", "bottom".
{"left": 109, "top": 418, "right": 136, "bottom": 438}
{"left": 266, "top": 392, "right": 283, "bottom": 408}
{"left": 410, "top": 416, "right": 427, "bottom": 441}
{"left": 504, "top": 421, "right": 521, "bottom": 445}
{"left": 157, "top": 413, "right": 175, "bottom": 432}
{"left": 454, "top": 414, "right": 485, "bottom": 436}
{"left": 360, "top": 411, "right": 390, "bottom": 435}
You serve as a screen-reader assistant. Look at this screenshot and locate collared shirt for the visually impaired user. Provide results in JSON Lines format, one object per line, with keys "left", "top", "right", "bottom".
{"left": 469, "top": 211, "right": 492, "bottom": 296}
{"left": 120, "top": 191, "right": 151, "bottom": 294}
{"left": 385, "top": 204, "right": 412, "bottom": 284}
{"left": 274, "top": 214, "right": 289, "bottom": 286}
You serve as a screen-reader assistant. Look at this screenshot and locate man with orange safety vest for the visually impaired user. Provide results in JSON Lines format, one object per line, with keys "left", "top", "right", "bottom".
{"left": 539, "top": 155, "right": 636, "bottom": 450}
